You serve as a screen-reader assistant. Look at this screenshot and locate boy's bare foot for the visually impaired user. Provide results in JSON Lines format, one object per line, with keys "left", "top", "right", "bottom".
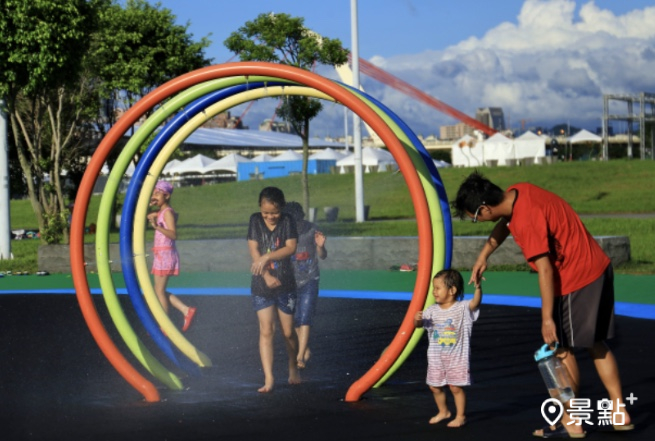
{"left": 297, "top": 348, "right": 311, "bottom": 369}
{"left": 429, "top": 411, "right": 451, "bottom": 424}
{"left": 447, "top": 416, "right": 466, "bottom": 428}
{"left": 289, "top": 369, "right": 302, "bottom": 385}
{"left": 258, "top": 375, "right": 274, "bottom": 393}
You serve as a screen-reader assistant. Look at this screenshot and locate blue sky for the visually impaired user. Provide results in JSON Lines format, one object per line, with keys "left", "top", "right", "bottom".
{"left": 154, "top": 0, "right": 655, "bottom": 137}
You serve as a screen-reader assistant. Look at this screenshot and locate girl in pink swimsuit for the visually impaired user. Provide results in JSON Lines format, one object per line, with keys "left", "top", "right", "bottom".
{"left": 148, "top": 180, "right": 196, "bottom": 332}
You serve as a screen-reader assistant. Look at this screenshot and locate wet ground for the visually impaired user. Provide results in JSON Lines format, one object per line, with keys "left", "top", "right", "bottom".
{"left": 0, "top": 294, "right": 652, "bottom": 441}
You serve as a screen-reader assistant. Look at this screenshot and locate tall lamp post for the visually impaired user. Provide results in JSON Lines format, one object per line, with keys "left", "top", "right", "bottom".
{"left": 351, "top": 0, "right": 365, "bottom": 222}
{"left": 0, "top": 99, "right": 11, "bottom": 260}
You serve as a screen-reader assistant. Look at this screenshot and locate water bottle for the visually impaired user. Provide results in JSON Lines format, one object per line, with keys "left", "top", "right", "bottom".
{"left": 534, "top": 343, "right": 575, "bottom": 403}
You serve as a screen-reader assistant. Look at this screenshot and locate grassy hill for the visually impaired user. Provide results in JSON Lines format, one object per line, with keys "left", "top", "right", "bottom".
{"left": 5, "top": 159, "right": 655, "bottom": 274}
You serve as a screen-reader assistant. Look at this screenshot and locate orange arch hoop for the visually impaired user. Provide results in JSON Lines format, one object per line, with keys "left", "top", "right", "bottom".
{"left": 70, "top": 62, "right": 434, "bottom": 402}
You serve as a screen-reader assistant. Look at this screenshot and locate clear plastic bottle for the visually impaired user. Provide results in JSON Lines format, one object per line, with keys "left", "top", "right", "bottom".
{"left": 534, "top": 343, "right": 575, "bottom": 403}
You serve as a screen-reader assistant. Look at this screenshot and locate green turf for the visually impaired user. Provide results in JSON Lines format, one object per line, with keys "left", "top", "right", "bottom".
{"left": 2, "top": 270, "right": 653, "bottom": 305}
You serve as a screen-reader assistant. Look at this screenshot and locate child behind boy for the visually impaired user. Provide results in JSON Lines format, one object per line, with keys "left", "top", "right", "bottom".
{"left": 414, "top": 269, "right": 482, "bottom": 428}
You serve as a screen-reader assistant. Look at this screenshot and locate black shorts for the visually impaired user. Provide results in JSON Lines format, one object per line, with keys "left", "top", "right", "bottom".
{"left": 554, "top": 264, "right": 615, "bottom": 349}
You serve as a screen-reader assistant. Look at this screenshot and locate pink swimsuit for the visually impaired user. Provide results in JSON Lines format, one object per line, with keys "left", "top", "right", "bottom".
{"left": 151, "top": 207, "right": 179, "bottom": 276}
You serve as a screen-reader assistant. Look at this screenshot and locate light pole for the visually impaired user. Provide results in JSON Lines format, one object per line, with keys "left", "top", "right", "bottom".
{"left": 0, "top": 99, "right": 11, "bottom": 260}
{"left": 351, "top": 0, "right": 365, "bottom": 222}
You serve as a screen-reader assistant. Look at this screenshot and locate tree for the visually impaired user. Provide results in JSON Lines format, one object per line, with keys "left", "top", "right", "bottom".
{"left": 0, "top": 0, "right": 211, "bottom": 243}
{"left": 0, "top": 0, "right": 104, "bottom": 244}
{"left": 224, "top": 13, "right": 349, "bottom": 213}
{"left": 86, "top": 0, "right": 211, "bottom": 181}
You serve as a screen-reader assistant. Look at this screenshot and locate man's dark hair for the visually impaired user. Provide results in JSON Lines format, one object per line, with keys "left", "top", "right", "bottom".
{"left": 451, "top": 171, "right": 505, "bottom": 220}
{"left": 259, "top": 186, "right": 286, "bottom": 209}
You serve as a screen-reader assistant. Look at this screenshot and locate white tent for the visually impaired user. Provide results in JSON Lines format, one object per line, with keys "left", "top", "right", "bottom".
{"left": 433, "top": 159, "right": 452, "bottom": 168}
{"left": 336, "top": 147, "right": 398, "bottom": 173}
{"left": 166, "top": 154, "right": 215, "bottom": 174}
{"left": 162, "top": 159, "right": 182, "bottom": 175}
{"left": 514, "top": 131, "right": 546, "bottom": 164}
{"left": 271, "top": 149, "right": 303, "bottom": 161}
{"left": 451, "top": 134, "right": 484, "bottom": 167}
{"left": 100, "top": 162, "right": 135, "bottom": 176}
{"left": 203, "top": 153, "right": 250, "bottom": 174}
{"left": 568, "top": 129, "right": 602, "bottom": 144}
{"left": 482, "top": 133, "right": 515, "bottom": 166}
{"left": 309, "top": 147, "right": 348, "bottom": 160}
{"left": 251, "top": 153, "right": 275, "bottom": 162}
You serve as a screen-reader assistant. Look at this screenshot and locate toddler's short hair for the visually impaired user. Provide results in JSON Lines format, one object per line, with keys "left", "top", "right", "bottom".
{"left": 434, "top": 269, "right": 464, "bottom": 301}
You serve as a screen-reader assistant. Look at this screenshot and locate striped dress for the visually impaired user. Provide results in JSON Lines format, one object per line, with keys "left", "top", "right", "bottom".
{"left": 422, "top": 300, "right": 479, "bottom": 387}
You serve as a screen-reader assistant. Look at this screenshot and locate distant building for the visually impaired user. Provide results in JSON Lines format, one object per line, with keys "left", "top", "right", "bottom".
{"left": 202, "top": 111, "right": 246, "bottom": 130}
{"left": 475, "top": 107, "right": 506, "bottom": 131}
{"left": 259, "top": 119, "right": 295, "bottom": 134}
{"left": 439, "top": 122, "right": 476, "bottom": 140}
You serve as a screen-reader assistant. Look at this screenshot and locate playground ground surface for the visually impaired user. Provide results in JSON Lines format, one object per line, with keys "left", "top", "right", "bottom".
{"left": 0, "top": 270, "right": 653, "bottom": 440}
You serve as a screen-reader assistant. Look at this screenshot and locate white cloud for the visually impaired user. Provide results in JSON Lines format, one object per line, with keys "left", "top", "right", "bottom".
{"left": 357, "top": 0, "right": 655, "bottom": 135}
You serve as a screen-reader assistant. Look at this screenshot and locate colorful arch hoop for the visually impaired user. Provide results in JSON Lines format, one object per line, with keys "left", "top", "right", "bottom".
{"left": 70, "top": 62, "right": 453, "bottom": 403}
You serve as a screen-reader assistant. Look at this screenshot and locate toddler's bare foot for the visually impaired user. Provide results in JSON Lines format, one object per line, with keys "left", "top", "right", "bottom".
{"left": 429, "top": 411, "right": 451, "bottom": 424}
{"left": 447, "top": 416, "right": 466, "bottom": 428}
{"left": 296, "top": 358, "right": 306, "bottom": 369}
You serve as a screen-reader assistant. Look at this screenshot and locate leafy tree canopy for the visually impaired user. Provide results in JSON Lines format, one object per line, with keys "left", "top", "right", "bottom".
{"left": 224, "top": 12, "right": 349, "bottom": 211}
{"left": 224, "top": 12, "right": 347, "bottom": 70}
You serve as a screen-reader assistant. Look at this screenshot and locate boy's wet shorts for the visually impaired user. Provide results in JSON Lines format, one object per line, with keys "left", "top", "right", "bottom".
{"left": 554, "top": 264, "right": 615, "bottom": 349}
{"left": 294, "top": 278, "right": 319, "bottom": 327}
{"left": 251, "top": 290, "right": 296, "bottom": 315}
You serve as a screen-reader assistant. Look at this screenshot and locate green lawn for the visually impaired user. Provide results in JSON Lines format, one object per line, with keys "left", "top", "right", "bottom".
{"left": 4, "top": 159, "right": 655, "bottom": 274}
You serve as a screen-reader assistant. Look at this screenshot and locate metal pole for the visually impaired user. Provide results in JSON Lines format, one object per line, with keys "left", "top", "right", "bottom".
{"left": 351, "top": 0, "right": 365, "bottom": 222}
{"left": 344, "top": 107, "right": 349, "bottom": 153}
{"left": 0, "top": 99, "right": 12, "bottom": 260}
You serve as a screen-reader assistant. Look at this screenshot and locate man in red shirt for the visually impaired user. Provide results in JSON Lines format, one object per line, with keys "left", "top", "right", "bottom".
{"left": 452, "top": 171, "right": 633, "bottom": 438}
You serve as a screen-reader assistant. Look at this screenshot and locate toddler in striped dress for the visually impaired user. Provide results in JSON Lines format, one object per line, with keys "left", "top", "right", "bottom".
{"left": 414, "top": 269, "right": 482, "bottom": 428}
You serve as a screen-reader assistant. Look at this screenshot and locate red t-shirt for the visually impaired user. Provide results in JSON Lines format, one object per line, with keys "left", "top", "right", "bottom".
{"left": 507, "top": 183, "right": 610, "bottom": 296}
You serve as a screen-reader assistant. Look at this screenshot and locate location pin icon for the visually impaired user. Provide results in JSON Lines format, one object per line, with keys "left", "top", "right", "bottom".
{"left": 541, "top": 398, "right": 564, "bottom": 426}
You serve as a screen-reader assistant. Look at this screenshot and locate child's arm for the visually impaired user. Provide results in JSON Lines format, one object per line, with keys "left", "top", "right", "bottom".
{"left": 315, "top": 231, "right": 327, "bottom": 260}
{"left": 414, "top": 310, "right": 424, "bottom": 328}
{"left": 469, "top": 281, "right": 483, "bottom": 311}
{"left": 250, "top": 238, "right": 298, "bottom": 275}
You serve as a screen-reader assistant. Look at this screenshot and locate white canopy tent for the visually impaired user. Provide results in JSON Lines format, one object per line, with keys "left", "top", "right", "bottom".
{"left": 100, "top": 162, "right": 135, "bottom": 177}
{"left": 162, "top": 159, "right": 182, "bottom": 176}
{"left": 482, "top": 133, "right": 515, "bottom": 166}
{"left": 514, "top": 131, "right": 546, "bottom": 164}
{"left": 568, "top": 129, "right": 602, "bottom": 144}
{"left": 203, "top": 153, "right": 250, "bottom": 174}
{"left": 271, "top": 149, "right": 303, "bottom": 161}
{"left": 452, "top": 132, "right": 546, "bottom": 167}
{"left": 566, "top": 129, "right": 603, "bottom": 160}
{"left": 336, "top": 147, "right": 397, "bottom": 173}
{"left": 451, "top": 134, "right": 484, "bottom": 167}
{"left": 309, "top": 147, "right": 348, "bottom": 160}
{"left": 251, "top": 153, "right": 275, "bottom": 162}
{"left": 433, "top": 159, "right": 452, "bottom": 168}
{"left": 165, "top": 154, "right": 215, "bottom": 174}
